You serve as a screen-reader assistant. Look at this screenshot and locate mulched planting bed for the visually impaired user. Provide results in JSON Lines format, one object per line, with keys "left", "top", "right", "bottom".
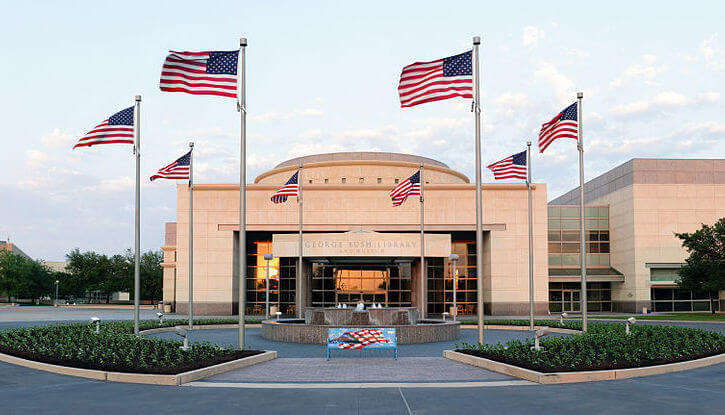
{"left": 457, "top": 323, "right": 725, "bottom": 373}
{"left": 0, "top": 322, "right": 264, "bottom": 375}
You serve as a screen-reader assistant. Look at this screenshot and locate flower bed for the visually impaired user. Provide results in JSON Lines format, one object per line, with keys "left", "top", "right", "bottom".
{"left": 0, "top": 322, "right": 263, "bottom": 374}
{"left": 457, "top": 323, "right": 725, "bottom": 373}
{"left": 458, "top": 319, "right": 582, "bottom": 329}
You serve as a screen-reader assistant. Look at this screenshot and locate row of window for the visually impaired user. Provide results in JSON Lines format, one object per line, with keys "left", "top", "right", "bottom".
{"left": 303, "top": 177, "right": 431, "bottom": 184}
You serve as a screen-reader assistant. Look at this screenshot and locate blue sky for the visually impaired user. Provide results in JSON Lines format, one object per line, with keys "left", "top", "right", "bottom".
{"left": 1, "top": 1, "right": 723, "bottom": 260}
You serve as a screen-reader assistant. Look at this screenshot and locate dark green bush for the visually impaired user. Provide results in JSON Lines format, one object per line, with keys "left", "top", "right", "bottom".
{"left": 0, "top": 321, "right": 261, "bottom": 374}
{"left": 458, "top": 323, "right": 725, "bottom": 372}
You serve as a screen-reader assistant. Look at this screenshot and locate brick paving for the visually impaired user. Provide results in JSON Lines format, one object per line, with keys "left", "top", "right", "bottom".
{"left": 207, "top": 357, "right": 515, "bottom": 383}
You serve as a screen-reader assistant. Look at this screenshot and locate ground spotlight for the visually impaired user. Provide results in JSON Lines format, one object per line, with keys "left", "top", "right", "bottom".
{"left": 626, "top": 317, "right": 636, "bottom": 335}
{"left": 533, "top": 327, "right": 550, "bottom": 351}
{"left": 90, "top": 316, "right": 100, "bottom": 334}
{"left": 156, "top": 312, "right": 165, "bottom": 326}
{"left": 174, "top": 326, "right": 189, "bottom": 351}
{"left": 560, "top": 312, "right": 568, "bottom": 326}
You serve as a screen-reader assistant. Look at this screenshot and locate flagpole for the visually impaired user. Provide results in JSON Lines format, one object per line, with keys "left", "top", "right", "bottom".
{"left": 527, "top": 141, "right": 534, "bottom": 331}
{"left": 133, "top": 94, "right": 141, "bottom": 336}
{"left": 473, "top": 36, "right": 484, "bottom": 344}
{"left": 419, "top": 162, "right": 425, "bottom": 318}
{"left": 188, "top": 141, "right": 194, "bottom": 330}
{"left": 237, "top": 37, "right": 247, "bottom": 349}
{"left": 577, "top": 91, "right": 587, "bottom": 332}
{"left": 297, "top": 163, "right": 303, "bottom": 318}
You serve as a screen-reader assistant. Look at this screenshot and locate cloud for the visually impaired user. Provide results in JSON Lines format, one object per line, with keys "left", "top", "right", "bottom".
{"left": 522, "top": 26, "right": 545, "bottom": 48}
{"left": 611, "top": 91, "right": 720, "bottom": 116}
{"left": 250, "top": 107, "right": 324, "bottom": 123}
{"left": 533, "top": 61, "right": 575, "bottom": 103}
{"left": 700, "top": 34, "right": 724, "bottom": 70}
{"left": 41, "top": 129, "right": 76, "bottom": 148}
{"left": 26, "top": 150, "right": 50, "bottom": 167}
{"left": 610, "top": 54, "right": 667, "bottom": 87}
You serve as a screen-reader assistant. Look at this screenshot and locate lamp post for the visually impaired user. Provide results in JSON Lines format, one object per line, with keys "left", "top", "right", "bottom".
{"left": 264, "top": 253, "right": 274, "bottom": 319}
{"left": 54, "top": 280, "right": 59, "bottom": 307}
{"left": 449, "top": 254, "right": 459, "bottom": 321}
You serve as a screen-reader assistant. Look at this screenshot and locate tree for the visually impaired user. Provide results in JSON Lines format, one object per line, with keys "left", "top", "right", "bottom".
{"left": 140, "top": 250, "right": 163, "bottom": 301}
{"left": 675, "top": 218, "right": 725, "bottom": 314}
{"left": 0, "top": 251, "right": 54, "bottom": 303}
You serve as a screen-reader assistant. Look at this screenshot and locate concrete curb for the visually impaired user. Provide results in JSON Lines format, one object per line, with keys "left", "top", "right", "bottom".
{"left": 444, "top": 350, "right": 725, "bottom": 384}
{"left": 0, "top": 350, "right": 277, "bottom": 386}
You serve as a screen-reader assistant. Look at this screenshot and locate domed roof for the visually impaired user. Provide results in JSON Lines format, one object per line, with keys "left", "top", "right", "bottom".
{"left": 274, "top": 152, "right": 449, "bottom": 169}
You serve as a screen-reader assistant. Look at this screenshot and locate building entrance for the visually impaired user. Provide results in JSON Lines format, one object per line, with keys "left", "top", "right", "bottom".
{"left": 562, "top": 289, "right": 581, "bottom": 312}
{"left": 310, "top": 262, "right": 412, "bottom": 308}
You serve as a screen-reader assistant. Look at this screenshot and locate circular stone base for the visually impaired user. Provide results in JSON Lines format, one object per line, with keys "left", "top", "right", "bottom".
{"left": 262, "top": 319, "right": 460, "bottom": 344}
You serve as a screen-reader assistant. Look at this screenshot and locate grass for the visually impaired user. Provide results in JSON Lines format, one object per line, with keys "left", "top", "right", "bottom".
{"left": 593, "top": 313, "right": 725, "bottom": 322}
{"left": 457, "top": 322, "right": 725, "bottom": 373}
{"left": 0, "top": 320, "right": 263, "bottom": 374}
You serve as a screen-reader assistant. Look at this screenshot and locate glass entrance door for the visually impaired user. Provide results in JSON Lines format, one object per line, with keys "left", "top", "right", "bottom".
{"left": 562, "top": 290, "right": 581, "bottom": 312}
{"left": 335, "top": 267, "right": 388, "bottom": 306}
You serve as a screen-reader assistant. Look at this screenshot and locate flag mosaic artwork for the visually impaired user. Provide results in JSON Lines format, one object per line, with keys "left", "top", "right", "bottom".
{"left": 327, "top": 328, "right": 396, "bottom": 349}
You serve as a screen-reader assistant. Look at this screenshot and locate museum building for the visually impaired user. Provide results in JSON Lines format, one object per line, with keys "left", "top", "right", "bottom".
{"left": 160, "top": 153, "right": 724, "bottom": 317}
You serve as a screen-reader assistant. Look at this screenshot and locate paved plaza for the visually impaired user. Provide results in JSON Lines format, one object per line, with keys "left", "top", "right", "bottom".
{"left": 0, "top": 306, "right": 723, "bottom": 414}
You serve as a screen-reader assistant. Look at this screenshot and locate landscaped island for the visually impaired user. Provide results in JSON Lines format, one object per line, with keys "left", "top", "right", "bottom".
{"left": 457, "top": 323, "right": 725, "bottom": 373}
{"left": 0, "top": 321, "right": 263, "bottom": 375}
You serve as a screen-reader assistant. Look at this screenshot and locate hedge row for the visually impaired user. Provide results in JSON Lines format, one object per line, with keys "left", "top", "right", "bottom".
{"left": 0, "top": 321, "right": 261, "bottom": 374}
{"left": 457, "top": 323, "right": 725, "bottom": 372}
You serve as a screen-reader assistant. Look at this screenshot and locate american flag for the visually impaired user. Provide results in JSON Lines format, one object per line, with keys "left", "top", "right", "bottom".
{"left": 487, "top": 151, "right": 527, "bottom": 180}
{"left": 330, "top": 329, "right": 392, "bottom": 350}
{"left": 390, "top": 171, "right": 421, "bottom": 207}
{"left": 271, "top": 171, "right": 299, "bottom": 203}
{"left": 398, "top": 50, "right": 473, "bottom": 107}
{"left": 539, "top": 102, "right": 578, "bottom": 153}
{"left": 150, "top": 151, "right": 191, "bottom": 181}
{"left": 73, "top": 107, "right": 134, "bottom": 149}
{"left": 159, "top": 50, "right": 238, "bottom": 99}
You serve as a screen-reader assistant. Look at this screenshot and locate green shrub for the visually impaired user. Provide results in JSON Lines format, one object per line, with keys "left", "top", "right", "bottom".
{"left": 458, "top": 323, "right": 725, "bottom": 372}
{"left": 0, "top": 321, "right": 260, "bottom": 374}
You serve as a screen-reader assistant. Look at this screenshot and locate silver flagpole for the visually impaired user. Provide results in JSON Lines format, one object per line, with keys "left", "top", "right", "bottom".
{"left": 297, "top": 163, "right": 303, "bottom": 318}
{"left": 237, "top": 37, "right": 247, "bottom": 349}
{"left": 577, "top": 91, "right": 587, "bottom": 332}
{"left": 527, "top": 141, "right": 534, "bottom": 331}
{"left": 419, "top": 162, "right": 425, "bottom": 318}
{"left": 189, "top": 141, "right": 194, "bottom": 330}
{"left": 473, "top": 36, "right": 484, "bottom": 344}
{"left": 133, "top": 94, "right": 141, "bottom": 336}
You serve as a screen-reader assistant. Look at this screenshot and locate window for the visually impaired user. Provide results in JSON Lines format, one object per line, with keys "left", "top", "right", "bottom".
{"left": 308, "top": 179, "right": 313, "bottom": 184}
{"left": 244, "top": 241, "right": 296, "bottom": 316}
{"left": 377, "top": 178, "right": 382, "bottom": 184}
{"left": 324, "top": 178, "right": 329, "bottom": 184}
{"left": 427, "top": 241, "right": 478, "bottom": 316}
{"left": 341, "top": 177, "right": 346, "bottom": 184}
{"left": 548, "top": 282, "right": 612, "bottom": 312}
{"left": 547, "top": 204, "right": 611, "bottom": 267}
{"left": 394, "top": 178, "right": 399, "bottom": 184}
{"left": 359, "top": 177, "right": 364, "bottom": 184}
{"left": 651, "top": 287, "right": 718, "bottom": 312}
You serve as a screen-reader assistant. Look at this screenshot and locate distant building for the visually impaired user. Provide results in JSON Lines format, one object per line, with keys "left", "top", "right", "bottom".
{"left": 0, "top": 240, "right": 30, "bottom": 259}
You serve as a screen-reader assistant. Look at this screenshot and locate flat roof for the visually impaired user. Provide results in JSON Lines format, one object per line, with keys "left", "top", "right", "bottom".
{"left": 274, "top": 152, "right": 450, "bottom": 169}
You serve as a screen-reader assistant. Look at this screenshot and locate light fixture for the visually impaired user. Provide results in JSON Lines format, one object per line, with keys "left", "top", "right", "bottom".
{"left": 532, "top": 327, "right": 550, "bottom": 351}
{"left": 560, "top": 312, "right": 568, "bottom": 326}
{"left": 90, "top": 316, "right": 100, "bottom": 334}
{"left": 156, "top": 312, "right": 165, "bottom": 326}
{"left": 626, "top": 317, "right": 636, "bottom": 335}
{"left": 174, "top": 326, "right": 189, "bottom": 351}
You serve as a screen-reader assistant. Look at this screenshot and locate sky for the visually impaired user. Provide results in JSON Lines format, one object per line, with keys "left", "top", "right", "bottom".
{"left": 0, "top": 1, "right": 723, "bottom": 260}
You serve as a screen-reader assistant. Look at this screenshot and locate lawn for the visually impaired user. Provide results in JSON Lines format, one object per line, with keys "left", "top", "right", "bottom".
{"left": 0, "top": 320, "right": 263, "bottom": 374}
{"left": 593, "top": 313, "right": 725, "bottom": 322}
{"left": 457, "top": 323, "right": 725, "bottom": 373}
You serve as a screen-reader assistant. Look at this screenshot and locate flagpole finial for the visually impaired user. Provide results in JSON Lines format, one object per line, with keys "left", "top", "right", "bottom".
{"left": 577, "top": 92, "right": 583, "bottom": 99}
{"left": 240, "top": 37, "right": 247, "bottom": 47}
{"left": 527, "top": 141, "right": 531, "bottom": 146}
{"left": 189, "top": 141, "right": 194, "bottom": 148}
{"left": 473, "top": 36, "right": 481, "bottom": 45}
{"left": 135, "top": 95, "right": 141, "bottom": 102}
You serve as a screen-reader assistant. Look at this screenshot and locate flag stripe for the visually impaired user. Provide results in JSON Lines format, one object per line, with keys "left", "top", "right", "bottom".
{"left": 538, "top": 103, "right": 578, "bottom": 153}
{"left": 159, "top": 50, "right": 239, "bottom": 99}
{"left": 487, "top": 151, "right": 527, "bottom": 181}
{"left": 73, "top": 107, "right": 134, "bottom": 149}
